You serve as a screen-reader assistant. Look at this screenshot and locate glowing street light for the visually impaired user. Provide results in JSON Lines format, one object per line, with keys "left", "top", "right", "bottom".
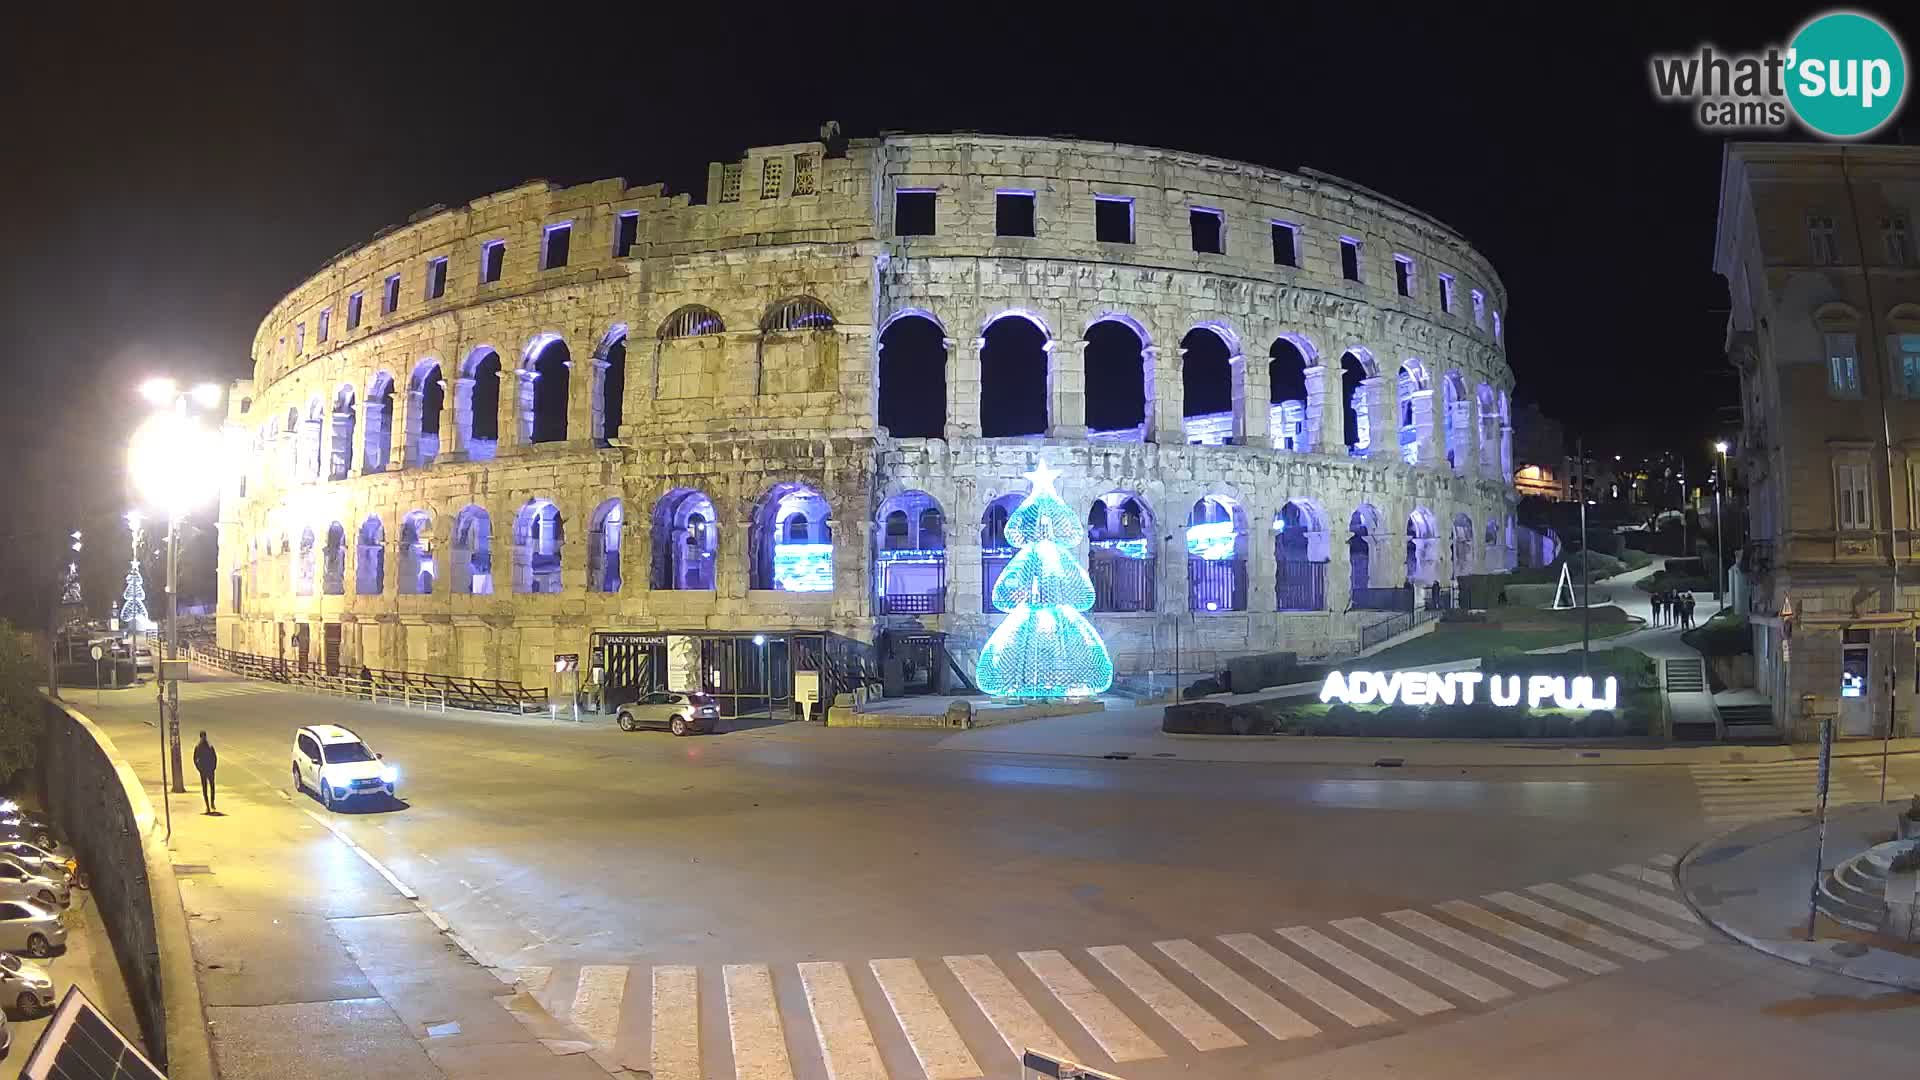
{"left": 1713, "top": 440, "right": 1730, "bottom": 603}
{"left": 753, "top": 634, "right": 772, "bottom": 724}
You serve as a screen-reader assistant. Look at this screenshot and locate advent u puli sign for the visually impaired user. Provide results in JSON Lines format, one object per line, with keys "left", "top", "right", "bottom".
{"left": 1320, "top": 670, "right": 1620, "bottom": 711}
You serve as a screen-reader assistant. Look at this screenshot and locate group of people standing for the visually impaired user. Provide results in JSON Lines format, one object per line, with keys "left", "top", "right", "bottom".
{"left": 1652, "top": 590, "right": 1697, "bottom": 629}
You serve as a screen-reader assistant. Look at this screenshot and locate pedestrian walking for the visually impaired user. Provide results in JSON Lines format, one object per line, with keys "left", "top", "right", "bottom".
{"left": 1652, "top": 591, "right": 1665, "bottom": 627}
{"left": 1684, "top": 592, "right": 1697, "bottom": 629}
{"left": 193, "top": 731, "right": 218, "bottom": 813}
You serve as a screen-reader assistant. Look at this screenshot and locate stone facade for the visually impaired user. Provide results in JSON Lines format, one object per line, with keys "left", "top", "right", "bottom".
{"left": 217, "top": 133, "right": 1516, "bottom": 701}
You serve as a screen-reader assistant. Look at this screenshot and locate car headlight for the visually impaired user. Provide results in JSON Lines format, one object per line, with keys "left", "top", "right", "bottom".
{"left": 380, "top": 765, "right": 398, "bottom": 784}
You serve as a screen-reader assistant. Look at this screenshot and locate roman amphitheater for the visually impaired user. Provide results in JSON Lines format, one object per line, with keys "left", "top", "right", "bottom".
{"left": 214, "top": 130, "right": 1517, "bottom": 714}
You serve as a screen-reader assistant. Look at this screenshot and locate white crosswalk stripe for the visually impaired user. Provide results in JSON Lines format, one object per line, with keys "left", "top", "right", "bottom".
{"left": 1155, "top": 938, "right": 1321, "bottom": 1042}
{"left": 1087, "top": 945, "right": 1243, "bottom": 1051}
{"left": 946, "top": 953, "right": 1073, "bottom": 1064}
{"left": 1482, "top": 891, "right": 1667, "bottom": 962}
{"left": 724, "top": 963, "right": 795, "bottom": 1080}
{"left": 1435, "top": 900, "right": 1618, "bottom": 975}
{"left": 1020, "top": 950, "right": 1163, "bottom": 1063}
{"left": 1381, "top": 909, "right": 1566, "bottom": 990}
{"left": 568, "top": 964, "right": 627, "bottom": 1051}
{"left": 1331, "top": 918, "right": 1511, "bottom": 1003}
{"left": 870, "top": 958, "right": 981, "bottom": 1080}
{"left": 1526, "top": 884, "right": 1703, "bottom": 950}
{"left": 1573, "top": 873, "right": 1703, "bottom": 924}
{"left": 652, "top": 965, "right": 701, "bottom": 1080}
{"left": 798, "top": 962, "right": 888, "bottom": 1080}
{"left": 1691, "top": 759, "right": 1908, "bottom": 826}
{"left": 1275, "top": 926, "right": 1453, "bottom": 1016}
{"left": 1610, "top": 864, "right": 1676, "bottom": 890}
{"left": 1216, "top": 932, "right": 1393, "bottom": 1028}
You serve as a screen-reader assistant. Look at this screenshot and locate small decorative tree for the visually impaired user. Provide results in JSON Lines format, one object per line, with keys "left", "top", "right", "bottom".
{"left": 975, "top": 461, "right": 1115, "bottom": 699}
{"left": 120, "top": 561, "right": 150, "bottom": 629}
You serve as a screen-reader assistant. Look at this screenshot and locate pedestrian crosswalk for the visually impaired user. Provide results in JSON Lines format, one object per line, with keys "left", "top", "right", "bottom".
{"left": 176, "top": 681, "right": 286, "bottom": 700}
{"left": 1690, "top": 757, "right": 1915, "bottom": 826}
{"left": 506, "top": 858, "right": 1704, "bottom": 1078}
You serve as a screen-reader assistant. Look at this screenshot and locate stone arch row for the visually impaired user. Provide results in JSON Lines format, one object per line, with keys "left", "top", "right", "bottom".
{"left": 874, "top": 306, "right": 1513, "bottom": 478}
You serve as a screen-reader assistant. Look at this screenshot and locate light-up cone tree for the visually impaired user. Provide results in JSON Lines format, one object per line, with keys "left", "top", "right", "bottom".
{"left": 120, "top": 561, "right": 150, "bottom": 629}
{"left": 975, "top": 461, "right": 1115, "bottom": 698}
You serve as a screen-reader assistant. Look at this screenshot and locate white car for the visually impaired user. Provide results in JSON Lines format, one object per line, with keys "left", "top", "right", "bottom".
{"left": 0, "top": 952, "right": 53, "bottom": 1014}
{"left": 0, "top": 902, "right": 64, "bottom": 958}
{"left": 0, "top": 860, "right": 66, "bottom": 910}
{"left": 615, "top": 691, "right": 721, "bottom": 736}
{"left": 292, "top": 724, "right": 398, "bottom": 809}
{"left": 0, "top": 844, "right": 70, "bottom": 886}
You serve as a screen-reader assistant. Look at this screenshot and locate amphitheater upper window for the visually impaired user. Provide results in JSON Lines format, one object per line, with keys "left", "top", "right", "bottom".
{"left": 1470, "top": 288, "right": 1486, "bottom": 327}
{"left": 382, "top": 274, "right": 401, "bottom": 315}
{"left": 426, "top": 257, "right": 448, "bottom": 300}
{"left": 792, "top": 153, "right": 816, "bottom": 196}
{"left": 1393, "top": 255, "right": 1415, "bottom": 298}
{"left": 1339, "top": 238, "right": 1362, "bottom": 282}
{"left": 760, "top": 157, "right": 784, "bottom": 199}
{"left": 1437, "top": 273, "right": 1454, "bottom": 314}
{"left": 719, "top": 163, "right": 743, "bottom": 203}
{"left": 317, "top": 308, "right": 330, "bottom": 344}
{"left": 295, "top": 322, "right": 306, "bottom": 355}
{"left": 613, "top": 213, "right": 639, "bottom": 258}
{"left": 542, "top": 223, "right": 572, "bottom": 270}
{"left": 895, "top": 190, "right": 936, "bottom": 237}
{"left": 1493, "top": 311, "right": 1503, "bottom": 344}
{"left": 1271, "top": 221, "right": 1298, "bottom": 267}
{"left": 481, "top": 240, "right": 505, "bottom": 284}
{"left": 996, "top": 191, "right": 1035, "bottom": 238}
{"left": 347, "top": 291, "right": 364, "bottom": 330}
{"left": 1095, "top": 196, "right": 1133, "bottom": 244}
{"left": 1190, "top": 208, "right": 1224, "bottom": 255}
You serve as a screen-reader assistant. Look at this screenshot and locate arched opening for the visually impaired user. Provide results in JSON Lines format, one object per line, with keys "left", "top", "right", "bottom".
{"left": 409, "top": 361, "right": 444, "bottom": 468}
{"left": 527, "top": 337, "right": 571, "bottom": 444}
{"left": 328, "top": 387, "right": 356, "bottom": 480}
{"left": 1186, "top": 495, "right": 1247, "bottom": 612}
{"left": 654, "top": 305, "right": 725, "bottom": 403}
{"left": 876, "top": 312, "right": 946, "bottom": 439}
{"left": 322, "top": 522, "right": 346, "bottom": 594}
{"left": 981, "top": 493, "right": 1024, "bottom": 612}
{"left": 300, "top": 397, "right": 325, "bottom": 479}
{"left": 758, "top": 296, "right": 836, "bottom": 396}
{"left": 1484, "top": 518, "right": 1502, "bottom": 574}
{"left": 450, "top": 506, "right": 493, "bottom": 595}
{"left": 513, "top": 499, "right": 563, "bottom": 593}
{"left": 1274, "top": 499, "right": 1329, "bottom": 611}
{"left": 588, "top": 499, "right": 623, "bottom": 592}
{"left": 1084, "top": 317, "right": 1148, "bottom": 440}
{"left": 1407, "top": 508, "right": 1439, "bottom": 585}
{"left": 1348, "top": 504, "right": 1380, "bottom": 594}
{"left": 1451, "top": 513, "right": 1475, "bottom": 586}
{"left": 1396, "top": 360, "right": 1429, "bottom": 466}
{"left": 595, "top": 329, "right": 628, "bottom": 444}
{"left": 1269, "top": 337, "right": 1311, "bottom": 451}
{"left": 363, "top": 373, "right": 395, "bottom": 474}
{"left": 295, "top": 527, "right": 315, "bottom": 596}
{"left": 1477, "top": 384, "right": 1501, "bottom": 477}
{"left": 1340, "top": 350, "right": 1374, "bottom": 456}
{"left": 356, "top": 516, "right": 385, "bottom": 595}
{"left": 650, "top": 488, "right": 718, "bottom": 590}
{"left": 979, "top": 313, "right": 1049, "bottom": 438}
{"left": 459, "top": 349, "right": 502, "bottom": 461}
{"left": 397, "top": 511, "right": 431, "bottom": 595}
{"left": 753, "top": 484, "right": 833, "bottom": 591}
{"left": 1442, "top": 372, "right": 1468, "bottom": 472}
{"left": 875, "top": 491, "right": 946, "bottom": 614}
{"left": 1088, "top": 491, "right": 1156, "bottom": 612}
{"left": 1181, "top": 326, "right": 1235, "bottom": 445}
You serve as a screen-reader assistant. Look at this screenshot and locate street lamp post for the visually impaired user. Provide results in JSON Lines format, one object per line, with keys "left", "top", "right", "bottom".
{"left": 1713, "top": 441, "right": 1730, "bottom": 605}
{"left": 753, "top": 634, "right": 772, "bottom": 724}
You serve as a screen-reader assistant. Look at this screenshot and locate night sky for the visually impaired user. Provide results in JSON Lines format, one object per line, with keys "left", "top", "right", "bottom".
{"left": 3, "top": 3, "right": 1912, "bottom": 623}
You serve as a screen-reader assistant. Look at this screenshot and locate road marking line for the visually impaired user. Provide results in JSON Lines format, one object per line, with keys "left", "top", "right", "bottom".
{"left": 569, "top": 964, "right": 627, "bottom": 1051}
{"left": 653, "top": 964, "right": 701, "bottom": 1080}
{"left": 1648, "top": 854, "right": 1678, "bottom": 869}
{"left": 1216, "top": 932, "right": 1392, "bottom": 1028}
{"left": 1435, "top": 900, "right": 1617, "bottom": 975}
{"left": 516, "top": 966, "right": 552, "bottom": 993}
{"left": 945, "top": 954, "right": 1072, "bottom": 1063}
{"left": 1483, "top": 891, "right": 1667, "bottom": 961}
{"left": 300, "top": 808, "right": 417, "bottom": 899}
{"left": 1019, "top": 950, "right": 1163, "bottom": 1063}
{"left": 1574, "top": 874, "right": 1702, "bottom": 924}
{"left": 723, "top": 963, "right": 795, "bottom": 1080}
{"left": 1382, "top": 910, "right": 1564, "bottom": 989}
{"left": 798, "top": 962, "right": 889, "bottom": 1080}
{"left": 1330, "top": 918, "right": 1511, "bottom": 1003}
{"left": 1086, "top": 945, "right": 1243, "bottom": 1051}
{"left": 1526, "top": 884, "right": 1702, "bottom": 949}
{"left": 1274, "top": 926, "right": 1451, "bottom": 1016}
{"left": 870, "top": 958, "right": 982, "bottom": 1080}
{"left": 1153, "top": 938, "right": 1320, "bottom": 1042}
{"left": 1609, "top": 865, "right": 1676, "bottom": 890}
{"left": 418, "top": 852, "right": 439, "bottom": 865}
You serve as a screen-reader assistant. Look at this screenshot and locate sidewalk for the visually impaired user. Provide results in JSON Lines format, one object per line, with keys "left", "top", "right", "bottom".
{"left": 1680, "top": 804, "right": 1920, "bottom": 990}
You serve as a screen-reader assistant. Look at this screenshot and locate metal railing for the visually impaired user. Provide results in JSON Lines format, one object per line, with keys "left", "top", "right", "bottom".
{"left": 1357, "top": 606, "right": 1443, "bottom": 651}
{"left": 1092, "top": 554, "right": 1157, "bottom": 613}
{"left": 1275, "top": 561, "right": 1327, "bottom": 612}
{"left": 1351, "top": 586, "right": 1414, "bottom": 612}
{"left": 189, "top": 644, "right": 548, "bottom": 714}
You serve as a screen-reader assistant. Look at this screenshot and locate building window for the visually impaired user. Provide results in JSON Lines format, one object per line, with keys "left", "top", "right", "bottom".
{"left": 613, "top": 212, "right": 639, "bottom": 258}
{"left": 1272, "top": 221, "right": 1298, "bottom": 267}
{"left": 1189, "top": 208, "right": 1225, "bottom": 254}
{"left": 317, "top": 308, "right": 330, "bottom": 344}
{"left": 481, "top": 240, "right": 505, "bottom": 283}
{"left": 760, "top": 157, "right": 784, "bottom": 199}
{"left": 1492, "top": 310, "right": 1502, "bottom": 343}
{"left": 1886, "top": 216, "right": 1912, "bottom": 265}
{"left": 294, "top": 322, "right": 305, "bottom": 354}
{"left": 995, "top": 190, "right": 1036, "bottom": 237}
{"left": 347, "top": 292, "right": 363, "bottom": 330}
{"left": 1809, "top": 214, "right": 1839, "bottom": 264}
{"left": 1836, "top": 461, "right": 1872, "bottom": 530}
{"left": 1095, "top": 195, "right": 1133, "bottom": 243}
{"left": 895, "top": 190, "right": 936, "bottom": 236}
{"left": 792, "top": 153, "right": 816, "bottom": 196}
{"left": 1898, "top": 334, "right": 1920, "bottom": 397}
{"left": 1826, "top": 332, "right": 1862, "bottom": 397}
{"left": 425, "top": 256, "right": 448, "bottom": 300}
{"left": 542, "top": 223, "right": 571, "bottom": 270}
{"left": 1470, "top": 289, "right": 1486, "bottom": 327}
{"left": 1438, "top": 273, "right": 1454, "bottom": 313}
{"left": 718, "top": 163, "right": 743, "bottom": 203}
{"left": 1393, "top": 255, "right": 1414, "bottom": 297}
{"left": 1339, "top": 237, "right": 1361, "bottom": 281}
{"left": 382, "top": 274, "right": 401, "bottom": 315}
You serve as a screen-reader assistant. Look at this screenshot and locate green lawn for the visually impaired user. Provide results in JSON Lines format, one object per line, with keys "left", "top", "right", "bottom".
{"left": 1358, "top": 608, "right": 1639, "bottom": 669}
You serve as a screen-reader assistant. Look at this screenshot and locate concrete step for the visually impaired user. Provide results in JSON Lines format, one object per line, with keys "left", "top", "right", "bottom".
{"left": 1665, "top": 658, "right": 1707, "bottom": 693}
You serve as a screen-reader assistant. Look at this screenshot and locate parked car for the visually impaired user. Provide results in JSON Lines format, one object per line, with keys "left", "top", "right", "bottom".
{"left": 0, "top": 822, "right": 56, "bottom": 853}
{"left": 0, "top": 901, "right": 64, "bottom": 957}
{"left": 615, "top": 691, "right": 721, "bottom": 736}
{"left": 0, "top": 1010, "right": 9, "bottom": 1058}
{"left": 0, "top": 952, "right": 54, "bottom": 1014}
{"left": 0, "top": 860, "right": 67, "bottom": 909}
{"left": 292, "top": 724, "right": 398, "bottom": 809}
{"left": 0, "top": 843, "right": 69, "bottom": 885}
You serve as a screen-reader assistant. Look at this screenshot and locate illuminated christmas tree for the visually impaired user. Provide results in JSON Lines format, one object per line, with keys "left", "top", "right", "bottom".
{"left": 975, "top": 461, "right": 1114, "bottom": 698}
{"left": 120, "top": 562, "right": 150, "bottom": 628}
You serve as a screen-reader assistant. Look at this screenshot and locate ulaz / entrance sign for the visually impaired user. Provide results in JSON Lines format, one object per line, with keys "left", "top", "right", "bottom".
{"left": 1320, "top": 670, "right": 1619, "bottom": 710}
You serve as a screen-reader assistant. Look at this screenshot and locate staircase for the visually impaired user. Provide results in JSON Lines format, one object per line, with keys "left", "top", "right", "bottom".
{"left": 1664, "top": 658, "right": 1719, "bottom": 741}
{"left": 1664, "top": 658, "right": 1707, "bottom": 692}
{"left": 1818, "top": 842, "right": 1905, "bottom": 932}
{"left": 1718, "top": 703, "right": 1782, "bottom": 744}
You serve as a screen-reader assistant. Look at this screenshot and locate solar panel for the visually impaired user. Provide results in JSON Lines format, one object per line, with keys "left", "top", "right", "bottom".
{"left": 20, "top": 986, "right": 165, "bottom": 1080}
